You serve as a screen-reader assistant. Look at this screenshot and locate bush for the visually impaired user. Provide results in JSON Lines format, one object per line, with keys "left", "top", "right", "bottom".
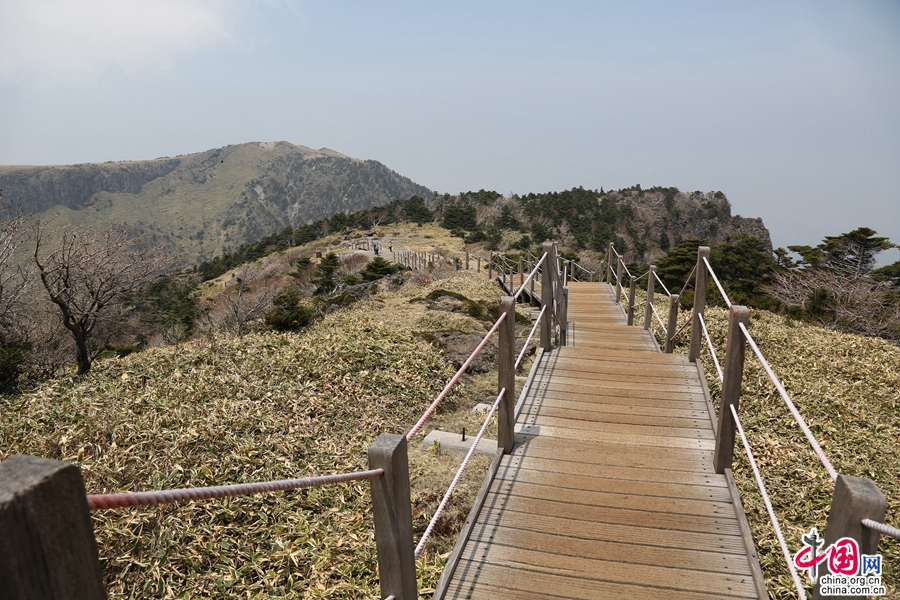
{"left": 265, "top": 288, "right": 314, "bottom": 331}
{"left": 359, "top": 257, "right": 401, "bottom": 282}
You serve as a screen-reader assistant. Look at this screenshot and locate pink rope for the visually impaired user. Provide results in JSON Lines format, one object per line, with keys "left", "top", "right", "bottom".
{"left": 515, "top": 305, "right": 546, "bottom": 370}
{"left": 739, "top": 322, "right": 839, "bottom": 482}
{"left": 668, "top": 313, "right": 692, "bottom": 343}
{"left": 649, "top": 301, "right": 666, "bottom": 331}
{"left": 415, "top": 388, "right": 504, "bottom": 559}
{"left": 862, "top": 519, "right": 900, "bottom": 540}
{"left": 676, "top": 262, "right": 697, "bottom": 299}
{"left": 653, "top": 271, "right": 672, "bottom": 297}
{"left": 513, "top": 252, "right": 547, "bottom": 301}
{"left": 730, "top": 404, "right": 808, "bottom": 600}
{"left": 702, "top": 256, "right": 733, "bottom": 308}
{"left": 87, "top": 469, "right": 383, "bottom": 511}
{"left": 406, "top": 312, "right": 507, "bottom": 442}
{"left": 698, "top": 312, "right": 723, "bottom": 381}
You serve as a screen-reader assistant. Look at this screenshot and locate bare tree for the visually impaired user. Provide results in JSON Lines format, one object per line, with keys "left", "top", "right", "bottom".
{"left": 32, "top": 219, "right": 174, "bottom": 374}
{"left": 768, "top": 270, "right": 900, "bottom": 341}
{"left": 203, "top": 264, "right": 278, "bottom": 338}
{"left": 0, "top": 191, "right": 30, "bottom": 327}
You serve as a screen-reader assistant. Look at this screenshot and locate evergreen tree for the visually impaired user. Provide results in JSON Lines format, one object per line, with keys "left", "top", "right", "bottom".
{"left": 359, "top": 257, "right": 401, "bottom": 281}
{"left": 313, "top": 253, "right": 341, "bottom": 295}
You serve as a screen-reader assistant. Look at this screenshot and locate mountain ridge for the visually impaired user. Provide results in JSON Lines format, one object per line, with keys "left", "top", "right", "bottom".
{"left": 0, "top": 141, "right": 432, "bottom": 263}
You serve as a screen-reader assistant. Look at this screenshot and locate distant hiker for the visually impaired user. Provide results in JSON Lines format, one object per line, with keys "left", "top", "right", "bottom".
{"left": 388, "top": 241, "right": 393, "bottom": 252}
{"left": 373, "top": 242, "right": 379, "bottom": 256}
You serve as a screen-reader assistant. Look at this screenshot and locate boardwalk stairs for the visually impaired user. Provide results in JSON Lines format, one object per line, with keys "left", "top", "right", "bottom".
{"left": 433, "top": 281, "right": 767, "bottom": 599}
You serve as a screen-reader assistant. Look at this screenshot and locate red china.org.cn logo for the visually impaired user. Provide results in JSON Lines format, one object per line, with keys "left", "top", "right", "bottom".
{"left": 793, "top": 527, "right": 886, "bottom": 596}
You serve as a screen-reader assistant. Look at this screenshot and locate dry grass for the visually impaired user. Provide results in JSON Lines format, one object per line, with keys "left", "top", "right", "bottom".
{"left": 0, "top": 269, "right": 526, "bottom": 598}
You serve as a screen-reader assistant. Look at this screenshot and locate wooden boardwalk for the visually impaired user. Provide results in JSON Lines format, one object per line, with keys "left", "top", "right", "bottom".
{"left": 436, "top": 282, "right": 766, "bottom": 599}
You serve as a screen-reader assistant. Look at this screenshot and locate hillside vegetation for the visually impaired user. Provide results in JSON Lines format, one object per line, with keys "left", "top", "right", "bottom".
{"left": 0, "top": 268, "right": 518, "bottom": 598}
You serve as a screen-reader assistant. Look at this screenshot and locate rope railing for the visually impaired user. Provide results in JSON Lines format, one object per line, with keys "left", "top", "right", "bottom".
{"left": 414, "top": 388, "right": 504, "bottom": 559}
{"left": 738, "top": 322, "right": 839, "bottom": 482}
{"left": 676, "top": 262, "right": 697, "bottom": 299}
{"left": 513, "top": 252, "right": 547, "bottom": 302}
{"left": 730, "top": 404, "right": 809, "bottom": 600}
{"left": 406, "top": 312, "right": 507, "bottom": 442}
{"left": 619, "top": 258, "right": 633, "bottom": 280}
{"left": 668, "top": 313, "right": 692, "bottom": 343}
{"left": 631, "top": 269, "right": 650, "bottom": 282}
{"left": 516, "top": 305, "right": 546, "bottom": 370}
{"left": 649, "top": 301, "right": 666, "bottom": 332}
{"left": 653, "top": 271, "right": 672, "bottom": 297}
{"left": 703, "top": 256, "right": 733, "bottom": 309}
{"left": 87, "top": 469, "right": 384, "bottom": 511}
{"left": 698, "top": 312, "right": 723, "bottom": 381}
{"left": 862, "top": 518, "right": 900, "bottom": 540}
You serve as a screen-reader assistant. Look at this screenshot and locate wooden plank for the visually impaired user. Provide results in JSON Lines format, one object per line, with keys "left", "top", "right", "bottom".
{"left": 525, "top": 384, "right": 708, "bottom": 405}
{"left": 444, "top": 561, "right": 743, "bottom": 600}
{"left": 509, "top": 438, "right": 715, "bottom": 473}
{"left": 465, "top": 520, "right": 752, "bottom": 573}
{"left": 520, "top": 414, "right": 716, "bottom": 440}
{"left": 457, "top": 542, "right": 760, "bottom": 597}
{"left": 531, "top": 379, "right": 706, "bottom": 400}
{"left": 518, "top": 397, "right": 709, "bottom": 419}
{"left": 493, "top": 467, "right": 732, "bottom": 503}
{"left": 515, "top": 423, "right": 716, "bottom": 450}
{"left": 502, "top": 454, "right": 725, "bottom": 487}
{"left": 477, "top": 492, "right": 743, "bottom": 536}
{"left": 519, "top": 407, "right": 716, "bottom": 431}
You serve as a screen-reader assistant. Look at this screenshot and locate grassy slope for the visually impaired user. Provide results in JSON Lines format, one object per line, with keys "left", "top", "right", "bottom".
{"left": 0, "top": 268, "right": 518, "bottom": 599}
{"left": 51, "top": 142, "right": 305, "bottom": 263}
{"left": 643, "top": 296, "right": 900, "bottom": 598}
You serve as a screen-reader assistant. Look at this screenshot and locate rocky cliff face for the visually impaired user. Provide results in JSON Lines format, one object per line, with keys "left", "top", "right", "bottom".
{"left": 612, "top": 187, "right": 772, "bottom": 262}
{"left": 0, "top": 142, "right": 432, "bottom": 263}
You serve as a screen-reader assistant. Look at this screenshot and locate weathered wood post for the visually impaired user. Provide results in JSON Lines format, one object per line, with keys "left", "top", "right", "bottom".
{"left": 0, "top": 455, "right": 107, "bottom": 599}
{"left": 665, "top": 294, "right": 680, "bottom": 353}
{"left": 368, "top": 434, "right": 417, "bottom": 600}
{"left": 560, "top": 285, "right": 569, "bottom": 346}
{"left": 477, "top": 256, "right": 481, "bottom": 273}
{"left": 529, "top": 258, "right": 536, "bottom": 300}
{"left": 465, "top": 251, "right": 469, "bottom": 271}
{"left": 540, "top": 242, "right": 554, "bottom": 351}
{"left": 627, "top": 278, "right": 637, "bottom": 326}
{"left": 813, "top": 476, "right": 887, "bottom": 600}
{"left": 689, "top": 246, "right": 711, "bottom": 363}
{"left": 498, "top": 297, "right": 516, "bottom": 453}
{"left": 488, "top": 252, "right": 493, "bottom": 279}
{"left": 615, "top": 256, "right": 623, "bottom": 304}
{"left": 606, "top": 243, "right": 615, "bottom": 283}
{"left": 643, "top": 265, "right": 656, "bottom": 330}
{"left": 713, "top": 306, "right": 750, "bottom": 474}
{"left": 518, "top": 256, "right": 523, "bottom": 289}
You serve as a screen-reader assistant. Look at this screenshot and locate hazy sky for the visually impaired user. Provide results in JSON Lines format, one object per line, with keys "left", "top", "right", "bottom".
{"left": 1, "top": 1, "right": 898, "bottom": 263}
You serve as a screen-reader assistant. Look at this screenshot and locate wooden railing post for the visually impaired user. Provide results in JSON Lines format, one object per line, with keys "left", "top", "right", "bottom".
{"left": 560, "top": 285, "right": 568, "bottom": 346}
{"left": 689, "top": 246, "right": 710, "bottom": 363}
{"left": 606, "top": 244, "right": 614, "bottom": 283}
{"left": 498, "top": 297, "right": 516, "bottom": 453}
{"left": 0, "top": 455, "right": 106, "bottom": 599}
{"left": 665, "top": 294, "right": 680, "bottom": 353}
{"left": 615, "top": 257, "right": 623, "bottom": 303}
{"left": 518, "top": 256, "right": 523, "bottom": 289}
{"left": 540, "top": 242, "right": 554, "bottom": 351}
{"left": 465, "top": 251, "right": 469, "bottom": 271}
{"left": 713, "top": 306, "right": 750, "bottom": 474}
{"left": 813, "top": 476, "right": 887, "bottom": 600}
{"left": 643, "top": 265, "right": 656, "bottom": 330}
{"left": 627, "top": 278, "right": 637, "bottom": 326}
{"left": 477, "top": 256, "right": 481, "bottom": 273}
{"left": 368, "top": 434, "right": 417, "bottom": 600}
